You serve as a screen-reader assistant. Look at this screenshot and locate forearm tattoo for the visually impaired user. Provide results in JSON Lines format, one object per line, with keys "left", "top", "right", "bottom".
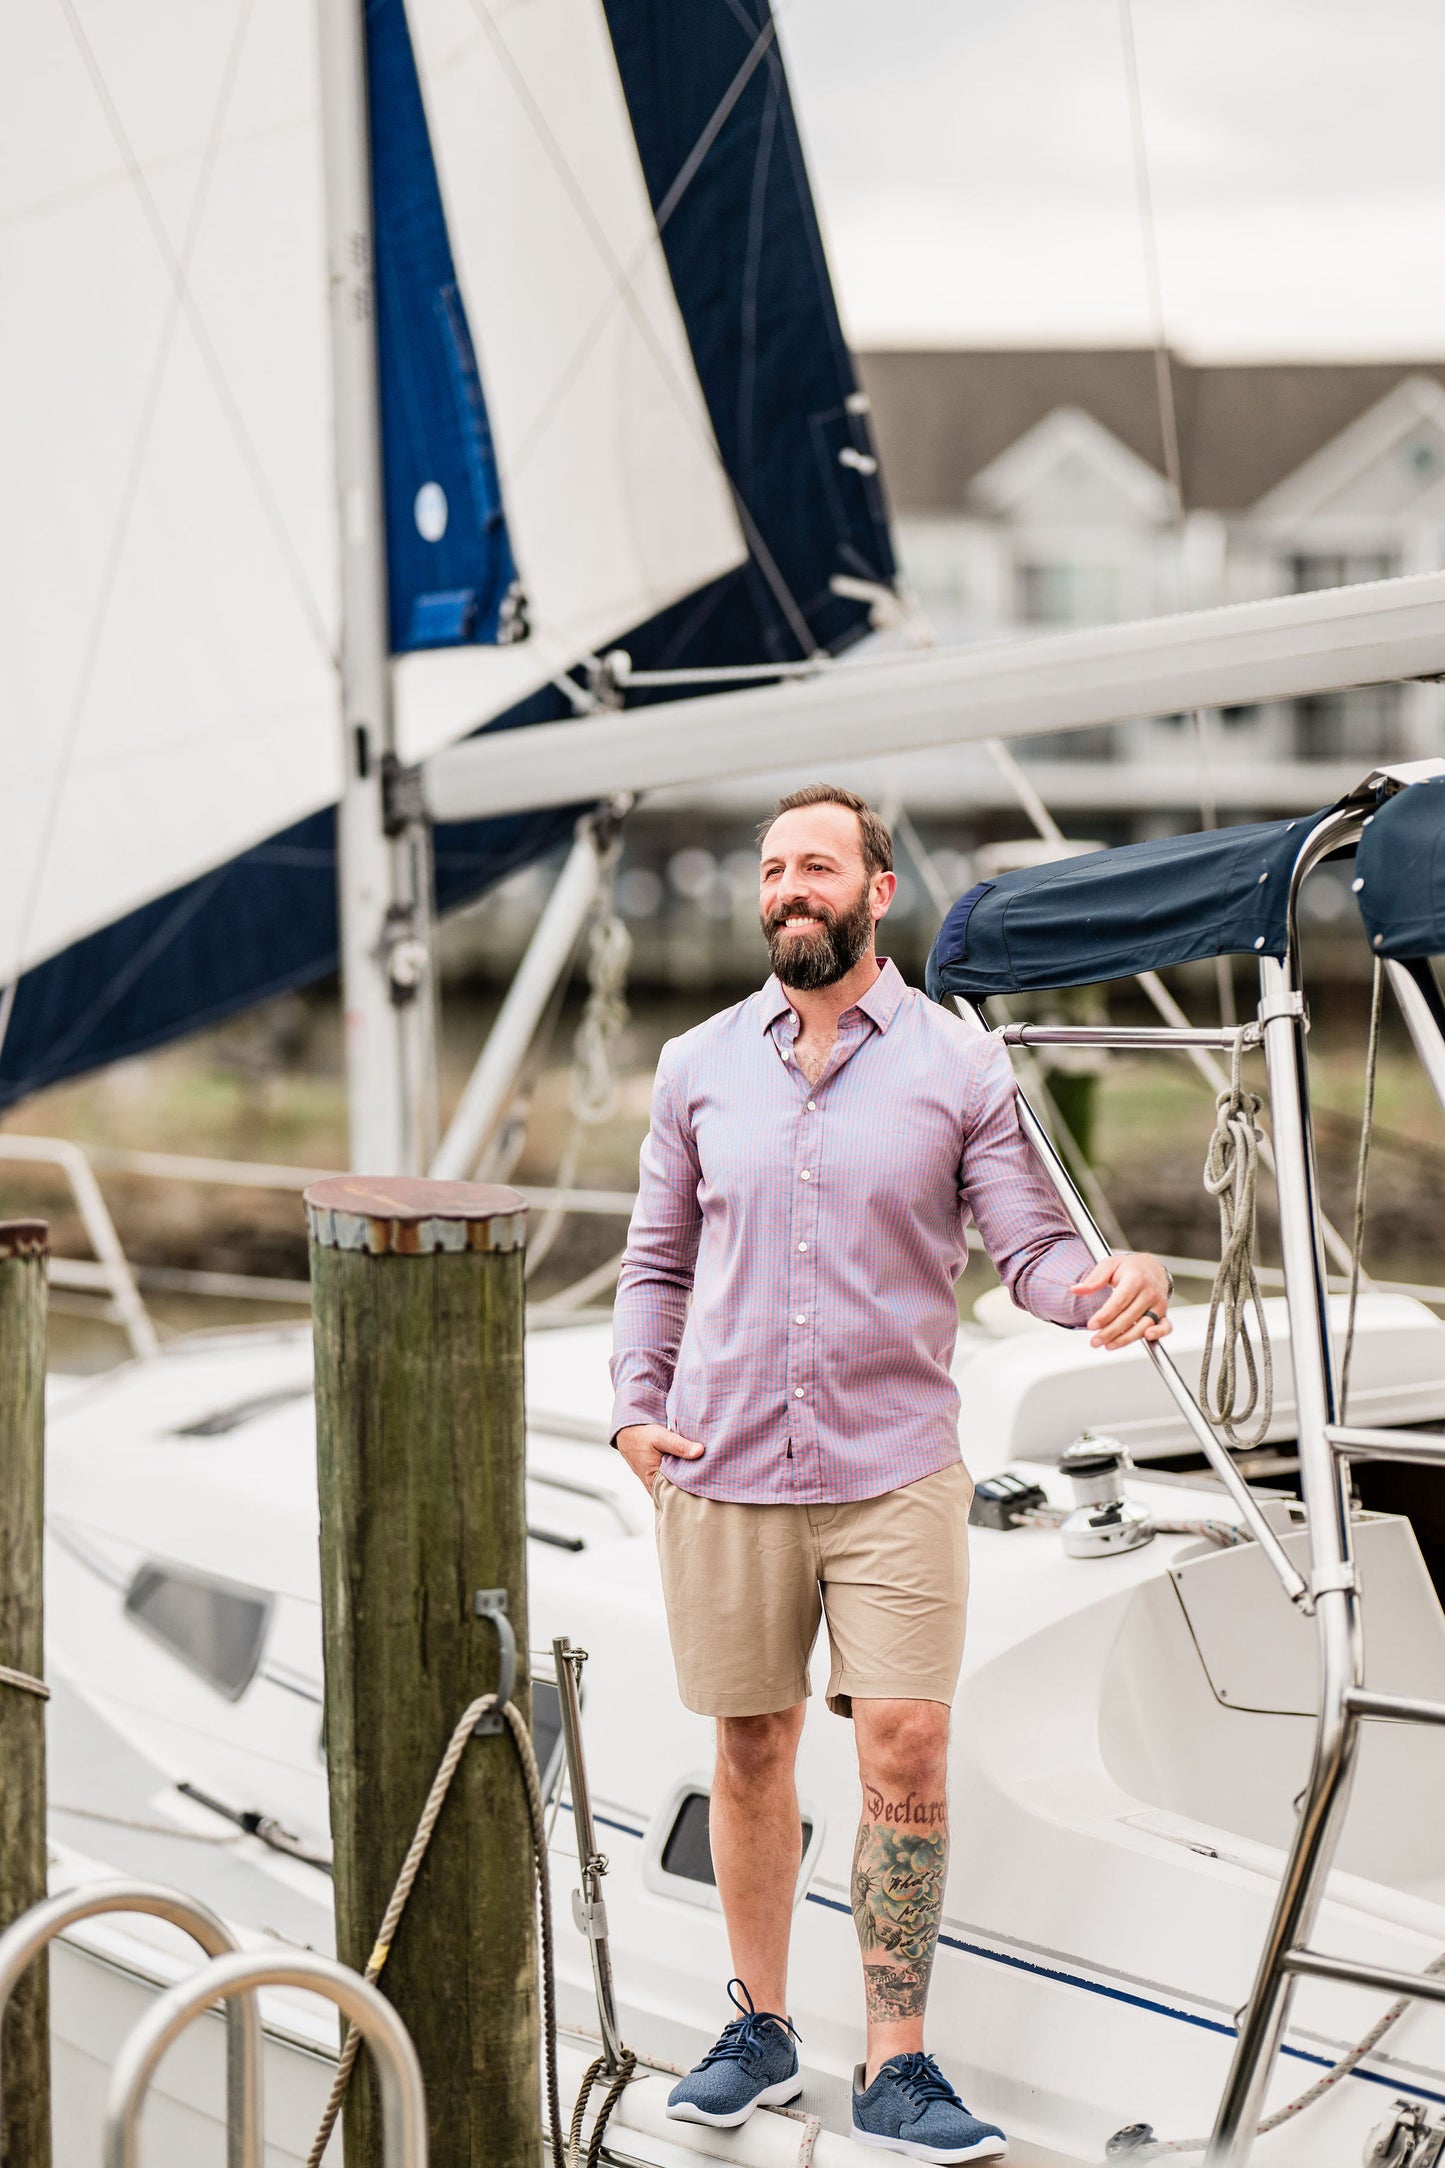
{"left": 851, "top": 1787, "right": 948, "bottom": 2023}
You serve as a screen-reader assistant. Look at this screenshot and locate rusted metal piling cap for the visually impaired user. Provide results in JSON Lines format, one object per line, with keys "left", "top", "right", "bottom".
{"left": 303, "top": 1177, "right": 527, "bottom": 1256}
{"left": 0, "top": 1221, "right": 49, "bottom": 1259}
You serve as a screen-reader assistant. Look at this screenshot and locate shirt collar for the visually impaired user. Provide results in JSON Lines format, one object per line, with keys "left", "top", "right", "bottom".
{"left": 758, "top": 956, "right": 906, "bottom": 1036}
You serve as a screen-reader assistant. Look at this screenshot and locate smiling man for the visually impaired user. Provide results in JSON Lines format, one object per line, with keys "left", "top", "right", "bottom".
{"left": 611, "top": 784, "right": 1172, "bottom": 2165}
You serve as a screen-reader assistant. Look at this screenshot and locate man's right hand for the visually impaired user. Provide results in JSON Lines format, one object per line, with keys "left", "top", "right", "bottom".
{"left": 614, "top": 1422, "right": 704, "bottom": 1492}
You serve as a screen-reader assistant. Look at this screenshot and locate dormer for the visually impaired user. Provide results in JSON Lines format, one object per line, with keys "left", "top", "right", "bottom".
{"left": 1254, "top": 375, "right": 1445, "bottom": 524}
{"left": 968, "top": 406, "right": 1174, "bottom": 529}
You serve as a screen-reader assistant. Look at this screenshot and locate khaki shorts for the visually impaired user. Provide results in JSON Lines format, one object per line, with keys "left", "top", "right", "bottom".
{"left": 652, "top": 1462, "right": 972, "bottom": 1719}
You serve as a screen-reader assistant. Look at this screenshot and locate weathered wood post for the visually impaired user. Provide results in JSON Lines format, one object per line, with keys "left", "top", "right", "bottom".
{"left": 0, "top": 1220, "right": 50, "bottom": 2168}
{"left": 305, "top": 1177, "right": 534, "bottom": 2168}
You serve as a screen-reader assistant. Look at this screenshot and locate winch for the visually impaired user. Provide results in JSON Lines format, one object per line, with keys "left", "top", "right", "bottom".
{"left": 1058, "top": 1434, "right": 1154, "bottom": 1559}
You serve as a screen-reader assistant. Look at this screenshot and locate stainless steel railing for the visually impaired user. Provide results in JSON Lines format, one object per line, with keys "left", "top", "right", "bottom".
{"left": 104, "top": 1946, "right": 427, "bottom": 2168}
{"left": 0, "top": 1879, "right": 262, "bottom": 2168}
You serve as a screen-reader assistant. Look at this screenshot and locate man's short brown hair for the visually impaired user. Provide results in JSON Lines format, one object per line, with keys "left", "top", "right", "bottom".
{"left": 757, "top": 784, "right": 893, "bottom": 879}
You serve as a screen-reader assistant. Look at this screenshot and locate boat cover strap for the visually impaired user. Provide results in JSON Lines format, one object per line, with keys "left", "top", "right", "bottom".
{"left": 1354, "top": 778, "right": 1445, "bottom": 958}
{"left": 926, "top": 809, "right": 1335, "bottom": 999}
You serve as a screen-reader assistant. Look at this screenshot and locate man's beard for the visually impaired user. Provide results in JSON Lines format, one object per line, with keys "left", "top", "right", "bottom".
{"left": 762, "top": 884, "right": 875, "bottom": 990}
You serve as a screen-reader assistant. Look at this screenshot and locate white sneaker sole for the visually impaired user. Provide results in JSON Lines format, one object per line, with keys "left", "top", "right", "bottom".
{"left": 851, "top": 2127, "right": 1007, "bottom": 2164}
{"left": 667, "top": 2075, "right": 804, "bottom": 2128}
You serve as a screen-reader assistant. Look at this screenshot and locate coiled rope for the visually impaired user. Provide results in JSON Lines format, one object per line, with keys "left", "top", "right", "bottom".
{"left": 304, "top": 1692, "right": 566, "bottom": 2168}
{"left": 1199, "top": 1034, "right": 1273, "bottom": 1449}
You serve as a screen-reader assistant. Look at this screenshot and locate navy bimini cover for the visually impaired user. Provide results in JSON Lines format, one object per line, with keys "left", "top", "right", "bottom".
{"left": 1355, "top": 779, "right": 1445, "bottom": 958}
{"left": 926, "top": 812, "right": 1334, "bottom": 1001}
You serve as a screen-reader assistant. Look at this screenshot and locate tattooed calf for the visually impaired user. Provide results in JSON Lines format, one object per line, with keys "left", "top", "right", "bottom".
{"left": 862, "top": 1962, "right": 928, "bottom": 2023}
{"left": 851, "top": 1813, "right": 948, "bottom": 1996}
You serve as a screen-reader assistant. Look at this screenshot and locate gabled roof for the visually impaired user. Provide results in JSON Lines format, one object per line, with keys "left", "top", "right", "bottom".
{"left": 858, "top": 348, "right": 1445, "bottom": 516}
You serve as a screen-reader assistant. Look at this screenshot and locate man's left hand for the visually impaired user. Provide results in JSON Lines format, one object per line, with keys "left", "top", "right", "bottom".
{"left": 1069, "top": 1253, "right": 1173, "bottom": 1350}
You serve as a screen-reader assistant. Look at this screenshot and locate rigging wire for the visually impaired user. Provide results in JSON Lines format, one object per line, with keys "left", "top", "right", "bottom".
{"left": 0, "top": 0, "right": 266, "bottom": 1079}
{"left": 1116, "top": 0, "right": 1234, "bottom": 1024}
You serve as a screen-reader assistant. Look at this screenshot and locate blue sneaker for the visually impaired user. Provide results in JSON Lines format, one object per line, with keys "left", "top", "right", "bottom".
{"left": 667, "top": 1979, "right": 803, "bottom": 2127}
{"left": 851, "top": 2053, "right": 1007, "bottom": 2164}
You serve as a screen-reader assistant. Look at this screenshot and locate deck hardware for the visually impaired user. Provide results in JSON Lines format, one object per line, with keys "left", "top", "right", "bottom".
{"left": 555, "top": 1635, "right": 627, "bottom": 2073}
{"left": 473, "top": 1590, "right": 517, "bottom": 1735}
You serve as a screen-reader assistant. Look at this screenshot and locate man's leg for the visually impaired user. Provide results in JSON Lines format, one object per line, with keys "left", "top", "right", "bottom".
{"left": 850, "top": 1697, "right": 951, "bottom": 2083}
{"left": 711, "top": 1702, "right": 807, "bottom": 2015}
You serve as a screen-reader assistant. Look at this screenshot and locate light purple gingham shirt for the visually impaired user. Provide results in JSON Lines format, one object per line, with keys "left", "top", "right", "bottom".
{"left": 610, "top": 959, "right": 1099, "bottom": 1504}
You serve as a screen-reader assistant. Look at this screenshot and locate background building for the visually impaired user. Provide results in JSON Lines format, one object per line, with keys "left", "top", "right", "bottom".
{"left": 453, "top": 350, "right": 1445, "bottom": 988}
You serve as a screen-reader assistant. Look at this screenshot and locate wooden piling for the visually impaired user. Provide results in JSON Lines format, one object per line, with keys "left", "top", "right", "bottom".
{"left": 0, "top": 1221, "right": 50, "bottom": 2168}
{"left": 305, "top": 1177, "right": 534, "bottom": 2168}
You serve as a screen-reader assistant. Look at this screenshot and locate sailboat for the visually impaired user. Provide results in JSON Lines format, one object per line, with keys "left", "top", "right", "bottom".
{"left": 6, "top": 3, "right": 1445, "bottom": 2164}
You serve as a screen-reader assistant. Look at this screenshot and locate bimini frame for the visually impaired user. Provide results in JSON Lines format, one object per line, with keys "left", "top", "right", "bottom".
{"left": 954, "top": 785, "right": 1445, "bottom": 2166}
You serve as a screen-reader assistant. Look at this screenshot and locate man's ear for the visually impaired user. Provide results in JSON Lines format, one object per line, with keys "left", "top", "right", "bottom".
{"left": 871, "top": 870, "right": 898, "bottom": 920}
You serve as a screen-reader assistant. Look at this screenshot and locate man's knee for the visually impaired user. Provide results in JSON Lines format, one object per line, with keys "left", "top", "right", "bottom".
{"left": 855, "top": 1697, "right": 950, "bottom": 1795}
{"left": 716, "top": 1705, "right": 805, "bottom": 1785}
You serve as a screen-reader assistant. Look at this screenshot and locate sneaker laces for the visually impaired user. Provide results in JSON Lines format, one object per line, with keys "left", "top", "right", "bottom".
{"left": 885, "top": 2052, "right": 963, "bottom": 2111}
{"left": 699, "top": 1979, "right": 800, "bottom": 2073}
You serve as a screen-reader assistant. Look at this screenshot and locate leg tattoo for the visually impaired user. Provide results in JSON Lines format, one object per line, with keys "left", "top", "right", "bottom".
{"left": 850, "top": 1788, "right": 948, "bottom": 2024}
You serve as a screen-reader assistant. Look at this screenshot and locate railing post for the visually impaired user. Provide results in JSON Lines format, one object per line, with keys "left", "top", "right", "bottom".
{"left": 0, "top": 1219, "right": 49, "bottom": 2168}
{"left": 305, "top": 1176, "right": 536, "bottom": 2168}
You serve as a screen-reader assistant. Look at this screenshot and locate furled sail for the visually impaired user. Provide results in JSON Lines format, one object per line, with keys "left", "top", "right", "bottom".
{"left": 0, "top": 0, "right": 894, "bottom": 1106}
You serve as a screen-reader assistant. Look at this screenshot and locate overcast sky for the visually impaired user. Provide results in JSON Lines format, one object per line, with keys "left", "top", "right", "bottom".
{"left": 777, "top": 0, "right": 1445, "bottom": 359}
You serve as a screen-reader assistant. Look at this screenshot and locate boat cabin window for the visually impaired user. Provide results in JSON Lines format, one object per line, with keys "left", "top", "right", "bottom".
{"left": 661, "top": 1791, "right": 813, "bottom": 1889}
{"left": 532, "top": 1675, "right": 565, "bottom": 1793}
{"left": 124, "top": 1563, "right": 271, "bottom": 1700}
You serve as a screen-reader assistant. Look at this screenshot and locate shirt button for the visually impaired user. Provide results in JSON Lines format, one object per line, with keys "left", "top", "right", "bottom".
{"left": 806, "top": 1101, "right": 817, "bottom": 1112}
{"left": 794, "top": 1386, "right": 805, "bottom": 1398}
{"left": 797, "top": 1241, "right": 808, "bottom": 1253}
{"left": 795, "top": 1313, "right": 806, "bottom": 1324}
{"left": 799, "top": 1169, "right": 811, "bottom": 1181}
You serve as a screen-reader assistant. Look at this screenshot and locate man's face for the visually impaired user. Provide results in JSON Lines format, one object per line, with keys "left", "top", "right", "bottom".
{"left": 758, "top": 805, "right": 894, "bottom": 990}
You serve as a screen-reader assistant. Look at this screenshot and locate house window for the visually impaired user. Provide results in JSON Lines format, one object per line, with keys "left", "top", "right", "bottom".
{"left": 1017, "top": 563, "right": 1123, "bottom": 627}
{"left": 124, "top": 1564, "right": 271, "bottom": 1700}
{"left": 1294, "top": 686, "right": 1401, "bottom": 762}
{"left": 1287, "top": 552, "right": 1396, "bottom": 595}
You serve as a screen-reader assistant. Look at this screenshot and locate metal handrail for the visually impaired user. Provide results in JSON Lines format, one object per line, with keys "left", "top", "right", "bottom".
{"left": 104, "top": 1946, "right": 426, "bottom": 2168}
{"left": 0, "top": 1880, "right": 261, "bottom": 2168}
{"left": 0, "top": 1134, "right": 156, "bottom": 1357}
{"left": 554, "top": 1635, "right": 625, "bottom": 2072}
{"left": 956, "top": 995, "right": 1309, "bottom": 1604}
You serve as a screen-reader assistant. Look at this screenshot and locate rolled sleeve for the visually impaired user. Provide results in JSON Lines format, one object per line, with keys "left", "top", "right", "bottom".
{"left": 610, "top": 1049, "right": 703, "bottom": 1438}
{"left": 961, "top": 1033, "right": 1098, "bottom": 1329}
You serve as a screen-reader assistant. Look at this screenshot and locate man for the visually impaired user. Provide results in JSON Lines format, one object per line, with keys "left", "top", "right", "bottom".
{"left": 611, "top": 785, "right": 1172, "bottom": 2166}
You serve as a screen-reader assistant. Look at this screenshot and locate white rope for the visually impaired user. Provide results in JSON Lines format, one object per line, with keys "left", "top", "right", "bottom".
{"left": 1199, "top": 1035, "right": 1273, "bottom": 1450}
{"left": 0, "top": 1664, "right": 48, "bottom": 1701}
{"left": 1134, "top": 1949, "right": 1445, "bottom": 2155}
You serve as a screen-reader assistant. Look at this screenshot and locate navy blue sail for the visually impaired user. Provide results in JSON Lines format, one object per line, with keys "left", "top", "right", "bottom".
{"left": 367, "top": 0, "right": 522, "bottom": 652}
{"left": 0, "top": 0, "right": 893, "bottom": 1108}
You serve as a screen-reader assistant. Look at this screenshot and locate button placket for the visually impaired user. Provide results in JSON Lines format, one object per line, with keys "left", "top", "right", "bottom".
{"left": 786, "top": 1064, "right": 821, "bottom": 1475}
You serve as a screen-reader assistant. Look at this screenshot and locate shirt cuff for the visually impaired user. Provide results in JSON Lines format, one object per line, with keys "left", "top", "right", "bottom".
{"left": 610, "top": 1390, "right": 668, "bottom": 1447}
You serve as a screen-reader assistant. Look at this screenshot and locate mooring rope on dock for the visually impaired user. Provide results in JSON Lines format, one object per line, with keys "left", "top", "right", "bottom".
{"left": 0, "top": 1663, "right": 48, "bottom": 1700}
{"left": 304, "top": 1689, "right": 566, "bottom": 2168}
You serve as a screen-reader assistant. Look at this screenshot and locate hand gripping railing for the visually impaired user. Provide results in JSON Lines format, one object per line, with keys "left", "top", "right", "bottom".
{"left": 104, "top": 1946, "right": 427, "bottom": 2168}
{"left": 0, "top": 1880, "right": 262, "bottom": 2168}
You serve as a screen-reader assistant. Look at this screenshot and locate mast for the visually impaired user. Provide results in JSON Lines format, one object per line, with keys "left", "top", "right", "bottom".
{"left": 316, "top": 0, "right": 437, "bottom": 1175}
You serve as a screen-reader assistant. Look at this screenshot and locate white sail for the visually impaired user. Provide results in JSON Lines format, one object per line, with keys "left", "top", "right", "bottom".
{"left": 0, "top": 0, "right": 744, "bottom": 979}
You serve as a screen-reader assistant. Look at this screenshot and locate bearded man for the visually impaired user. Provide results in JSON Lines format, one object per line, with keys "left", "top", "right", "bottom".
{"left": 610, "top": 785, "right": 1172, "bottom": 2165}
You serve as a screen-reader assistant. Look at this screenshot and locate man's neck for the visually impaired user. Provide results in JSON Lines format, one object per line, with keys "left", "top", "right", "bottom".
{"left": 778, "top": 950, "right": 884, "bottom": 1036}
